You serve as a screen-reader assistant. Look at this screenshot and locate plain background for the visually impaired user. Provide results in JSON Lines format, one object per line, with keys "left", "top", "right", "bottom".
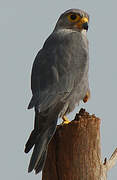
{"left": 0, "top": 0, "right": 117, "bottom": 179}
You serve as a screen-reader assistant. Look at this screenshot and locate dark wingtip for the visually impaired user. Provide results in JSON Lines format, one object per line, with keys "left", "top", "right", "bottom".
{"left": 28, "top": 96, "right": 37, "bottom": 109}
{"left": 24, "top": 143, "right": 33, "bottom": 154}
{"left": 28, "top": 166, "right": 33, "bottom": 173}
{"left": 34, "top": 150, "right": 47, "bottom": 174}
{"left": 24, "top": 146, "right": 30, "bottom": 154}
{"left": 24, "top": 148, "right": 28, "bottom": 154}
{"left": 24, "top": 130, "right": 37, "bottom": 153}
{"left": 27, "top": 104, "right": 33, "bottom": 110}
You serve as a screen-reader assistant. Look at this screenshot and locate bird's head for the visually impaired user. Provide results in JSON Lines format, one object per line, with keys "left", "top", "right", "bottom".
{"left": 54, "top": 9, "right": 89, "bottom": 32}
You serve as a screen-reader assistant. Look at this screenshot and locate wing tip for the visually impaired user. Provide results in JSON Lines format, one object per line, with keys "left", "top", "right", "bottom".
{"left": 28, "top": 166, "right": 33, "bottom": 173}
{"left": 27, "top": 103, "right": 34, "bottom": 110}
{"left": 27, "top": 96, "right": 36, "bottom": 109}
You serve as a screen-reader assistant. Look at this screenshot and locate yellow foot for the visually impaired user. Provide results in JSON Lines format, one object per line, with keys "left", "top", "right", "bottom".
{"left": 83, "top": 90, "right": 90, "bottom": 103}
{"left": 62, "top": 115, "right": 70, "bottom": 124}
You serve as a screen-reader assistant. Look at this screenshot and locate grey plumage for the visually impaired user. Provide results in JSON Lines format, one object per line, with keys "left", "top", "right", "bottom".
{"left": 25, "top": 8, "right": 90, "bottom": 174}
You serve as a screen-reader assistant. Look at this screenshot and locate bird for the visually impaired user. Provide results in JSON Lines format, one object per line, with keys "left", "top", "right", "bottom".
{"left": 24, "top": 8, "right": 90, "bottom": 174}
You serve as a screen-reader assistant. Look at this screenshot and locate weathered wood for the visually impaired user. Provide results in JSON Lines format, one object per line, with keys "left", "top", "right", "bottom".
{"left": 42, "top": 109, "right": 117, "bottom": 180}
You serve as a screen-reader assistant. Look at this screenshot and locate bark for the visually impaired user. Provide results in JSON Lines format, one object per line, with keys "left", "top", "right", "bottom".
{"left": 42, "top": 109, "right": 117, "bottom": 180}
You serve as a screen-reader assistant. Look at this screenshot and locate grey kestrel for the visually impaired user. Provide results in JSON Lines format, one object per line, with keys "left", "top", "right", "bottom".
{"left": 25, "top": 8, "right": 90, "bottom": 174}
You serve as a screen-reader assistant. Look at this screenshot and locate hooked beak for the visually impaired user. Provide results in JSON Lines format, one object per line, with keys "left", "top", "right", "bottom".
{"left": 76, "top": 17, "right": 89, "bottom": 31}
{"left": 82, "top": 22, "right": 88, "bottom": 31}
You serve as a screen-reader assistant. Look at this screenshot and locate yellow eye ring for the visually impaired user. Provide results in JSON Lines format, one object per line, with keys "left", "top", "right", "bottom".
{"left": 67, "top": 13, "right": 81, "bottom": 23}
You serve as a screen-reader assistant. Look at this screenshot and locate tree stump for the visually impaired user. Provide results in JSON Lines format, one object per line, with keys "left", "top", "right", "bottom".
{"left": 42, "top": 109, "right": 117, "bottom": 180}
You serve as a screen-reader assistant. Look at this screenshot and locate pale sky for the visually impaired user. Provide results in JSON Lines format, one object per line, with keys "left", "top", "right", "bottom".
{"left": 0, "top": 0, "right": 117, "bottom": 179}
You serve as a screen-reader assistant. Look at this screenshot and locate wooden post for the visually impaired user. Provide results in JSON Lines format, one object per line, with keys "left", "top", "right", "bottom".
{"left": 42, "top": 109, "right": 117, "bottom": 180}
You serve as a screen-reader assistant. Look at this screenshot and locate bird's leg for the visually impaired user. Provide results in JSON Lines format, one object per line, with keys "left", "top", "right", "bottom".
{"left": 62, "top": 115, "right": 70, "bottom": 124}
{"left": 83, "top": 90, "right": 90, "bottom": 103}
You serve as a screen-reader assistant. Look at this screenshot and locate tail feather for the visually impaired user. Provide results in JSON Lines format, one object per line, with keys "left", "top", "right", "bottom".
{"left": 25, "top": 111, "right": 39, "bottom": 153}
{"left": 28, "top": 131, "right": 48, "bottom": 173}
{"left": 28, "top": 123, "right": 57, "bottom": 173}
{"left": 25, "top": 103, "right": 63, "bottom": 174}
{"left": 34, "top": 150, "right": 47, "bottom": 174}
{"left": 24, "top": 130, "right": 37, "bottom": 153}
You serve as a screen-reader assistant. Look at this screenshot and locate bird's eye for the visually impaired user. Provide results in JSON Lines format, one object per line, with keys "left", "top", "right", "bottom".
{"left": 67, "top": 13, "right": 80, "bottom": 23}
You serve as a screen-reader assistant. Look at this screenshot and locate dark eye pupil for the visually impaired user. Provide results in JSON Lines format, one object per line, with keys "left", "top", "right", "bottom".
{"left": 70, "top": 14, "right": 77, "bottom": 20}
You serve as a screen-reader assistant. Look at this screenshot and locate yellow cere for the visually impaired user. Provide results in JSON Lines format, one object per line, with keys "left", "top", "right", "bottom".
{"left": 67, "top": 13, "right": 81, "bottom": 23}
{"left": 77, "top": 17, "right": 88, "bottom": 29}
{"left": 80, "top": 17, "right": 88, "bottom": 24}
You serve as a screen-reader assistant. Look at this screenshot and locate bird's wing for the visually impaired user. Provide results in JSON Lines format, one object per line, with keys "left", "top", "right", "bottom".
{"left": 26, "top": 31, "right": 89, "bottom": 173}
{"left": 28, "top": 31, "right": 88, "bottom": 111}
